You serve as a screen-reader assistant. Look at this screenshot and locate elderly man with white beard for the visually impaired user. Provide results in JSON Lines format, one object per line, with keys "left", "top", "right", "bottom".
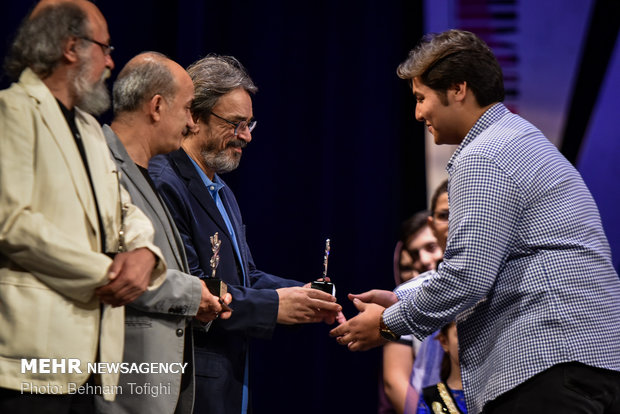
{"left": 0, "top": 1, "right": 165, "bottom": 412}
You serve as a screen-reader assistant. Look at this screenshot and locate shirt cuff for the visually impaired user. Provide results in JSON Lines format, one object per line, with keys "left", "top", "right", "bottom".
{"left": 382, "top": 300, "right": 412, "bottom": 337}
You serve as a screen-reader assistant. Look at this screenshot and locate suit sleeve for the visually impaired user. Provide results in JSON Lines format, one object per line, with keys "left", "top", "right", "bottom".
{"left": 245, "top": 245, "right": 304, "bottom": 290}
{"left": 115, "top": 183, "right": 166, "bottom": 289}
{"left": 128, "top": 268, "right": 202, "bottom": 316}
{"left": 152, "top": 167, "right": 300, "bottom": 339}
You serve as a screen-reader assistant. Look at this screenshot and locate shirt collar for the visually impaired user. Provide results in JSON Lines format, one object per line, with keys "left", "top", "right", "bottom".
{"left": 187, "top": 153, "right": 225, "bottom": 198}
{"left": 446, "top": 102, "right": 509, "bottom": 171}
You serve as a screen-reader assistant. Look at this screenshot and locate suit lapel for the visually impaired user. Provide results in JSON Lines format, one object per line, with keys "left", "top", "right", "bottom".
{"left": 22, "top": 70, "right": 98, "bottom": 235}
{"left": 104, "top": 125, "right": 187, "bottom": 270}
{"left": 219, "top": 188, "right": 249, "bottom": 285}
{"left": 170, "top": 149, "right": 234, "bottom": 243}
{"left": 161, "top": 199, "right": 190, "bottom": 273}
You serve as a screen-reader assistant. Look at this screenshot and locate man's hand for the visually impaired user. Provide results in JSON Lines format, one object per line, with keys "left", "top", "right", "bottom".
{"left": 195, "top": 282, "right": 232, "bottom": 322}
{"left": 329, "top": 298, "right": 387, "bottom": 351}
{"left": 276, "top": 286, "right": 341, "bottom": 325}
{"left": 348, "top": 289, "right": 398, "bottom": 308}
{"left": 96, "top": 247, "right": 156, "bottom": 307}
{"left": 302, "top": 276, "right": 332, "bottom": 289}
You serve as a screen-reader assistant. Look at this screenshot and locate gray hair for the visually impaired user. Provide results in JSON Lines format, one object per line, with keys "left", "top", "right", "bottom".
{"left": 187, "top": 54, "right": 257, "bottom": 122}
{"left": 4, "top": 2, "right": 91, "bottom": 80}
{"left": 112, "top": 52, "right": 177, "bottom": 116}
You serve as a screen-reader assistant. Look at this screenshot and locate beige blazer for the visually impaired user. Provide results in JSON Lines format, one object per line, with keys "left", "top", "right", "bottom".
{"left": 0, "top": 69, "right": 165, "bottom": 400}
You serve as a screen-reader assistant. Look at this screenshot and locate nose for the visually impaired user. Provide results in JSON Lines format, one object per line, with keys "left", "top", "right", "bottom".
{"left": 415, "top": 103, "right": 423, "bottom": 122}
{"left": 106, "top": 54, "right": 115, "bottom": 70}
{"left": 237, "top": 127, "right": 252, "bottom": 143}
{"left": 418, "top": 250, "right": 436, "bottom": 270}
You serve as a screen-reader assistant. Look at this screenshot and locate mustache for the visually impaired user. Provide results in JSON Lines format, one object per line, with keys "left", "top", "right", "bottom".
{"left": 227, "top": 139, "right": 247, "bottom": 149}
{"left": 101, "top": 67, "right": 112, "bottom": 81}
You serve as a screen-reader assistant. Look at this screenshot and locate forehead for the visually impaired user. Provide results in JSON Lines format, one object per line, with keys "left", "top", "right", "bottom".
{"left": 213, "top": 88, "right": 252, "bottom": 113}
{"left": 436, "top": 192, "right": 449, "bottom": 208}
{"left": 407, "top": 226, "right": 436, "bottom": 248}
{"left": 82, "top": 2, "right": 109, "bottom": 39}
{"left": 412, "top": 77, "right": 434, "bottom": 95}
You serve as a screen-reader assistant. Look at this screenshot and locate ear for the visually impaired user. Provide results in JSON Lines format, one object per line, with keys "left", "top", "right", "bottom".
{"left": 427, "top": 216, "right": 437, "bottom": 234}
{"left": 63, "top": 37, "right": 80, "bottom": 64}
{"left": 437, "top": 332, "right": 449, "bottom": 353}
{"left": 451, "top": 81, "right": 467, "bottom": 103}
{"left": 191, "top": 115, "right": 201, "bottom": 134}
{"left": 149, "top": 94, "right": 164, "bottom": 122}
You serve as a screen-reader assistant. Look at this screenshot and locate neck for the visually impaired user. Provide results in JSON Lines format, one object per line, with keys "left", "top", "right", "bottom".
{"left": 461, "top": 102, "right": 496, "bottom": 139}
{"left": 446, "top": 361, "right": 463, "bottom": 390}
{"left": 182, "top": 139, "right": 216, "bottom": 180}
{"left": 110, "top": 119, "right": 153, "bottom": 168}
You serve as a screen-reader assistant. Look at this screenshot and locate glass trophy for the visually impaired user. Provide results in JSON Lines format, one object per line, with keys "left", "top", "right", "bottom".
{"left": 311, "top": 238, "right": 336, "bottom": 296}
{"left": 206, "top": 232, "right": 232, "bottom": 312}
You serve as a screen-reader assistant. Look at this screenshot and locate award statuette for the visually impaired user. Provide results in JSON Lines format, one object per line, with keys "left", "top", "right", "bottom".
{"left": 207, "top": 232, "right": 232, "bottom": 312}
{"left": 311, "top": 238, "right": 336, "bottom": 296}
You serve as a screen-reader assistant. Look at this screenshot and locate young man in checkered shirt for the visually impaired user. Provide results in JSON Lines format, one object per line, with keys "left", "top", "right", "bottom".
{"left": 331, "top": 29, "right": 620, "bottom": 414}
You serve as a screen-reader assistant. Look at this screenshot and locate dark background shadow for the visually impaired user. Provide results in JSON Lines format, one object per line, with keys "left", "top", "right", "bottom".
{"left": 3, "top": 1, "right": 618, "bottom": 413}
{"left": 0, "top": 1, "right": 426, "bottom": 412}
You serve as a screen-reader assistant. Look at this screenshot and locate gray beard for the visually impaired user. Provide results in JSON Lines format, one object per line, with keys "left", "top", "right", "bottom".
{"left": 72, "top": 64, "right": 111, "bottom": 116}
{"left": 201, "top": 148, "right": 241, "bottom": 174}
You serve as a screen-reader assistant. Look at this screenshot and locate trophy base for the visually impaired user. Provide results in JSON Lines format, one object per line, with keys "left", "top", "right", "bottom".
{"left": 311, "top": 280, "right": 335, "bottom": 296}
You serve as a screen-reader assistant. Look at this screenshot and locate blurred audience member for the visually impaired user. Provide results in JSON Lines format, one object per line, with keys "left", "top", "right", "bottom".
{"left": 381, "top": 208, "right": 444, "bottom": 413}
{"left": 416, "top": 322, "right": 467, "bottom": 414}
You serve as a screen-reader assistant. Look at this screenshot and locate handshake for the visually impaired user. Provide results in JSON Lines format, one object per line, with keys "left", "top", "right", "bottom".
{"left": 329, "top": 289, "right": 400, "bottom": 351}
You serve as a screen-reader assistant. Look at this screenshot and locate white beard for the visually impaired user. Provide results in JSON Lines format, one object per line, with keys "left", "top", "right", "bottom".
{"left": 72, "top": 59, "right": 111, "bottom": 116}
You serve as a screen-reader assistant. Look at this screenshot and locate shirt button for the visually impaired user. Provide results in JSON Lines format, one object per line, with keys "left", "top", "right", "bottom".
{"left": 176, "top": 328, "right": 184, "bottom": 337}
{"left": 210, "top": 186, "right": 215, "bottom": 191}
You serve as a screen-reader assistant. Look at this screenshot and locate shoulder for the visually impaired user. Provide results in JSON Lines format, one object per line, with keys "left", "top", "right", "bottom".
{"left": 453, "top": 112, "right": 555, "bottom": 188}
{"left": 463, "top": 112, "right": 542, "bottom": 160}
{"left": 0, "top": 76, "right": 41, "bottom": 120}
{"left": 149, "top": 153, "right": 181, "bottom": 185}
{"left": 0, "top": 82, "right": 28, "bottom": 107}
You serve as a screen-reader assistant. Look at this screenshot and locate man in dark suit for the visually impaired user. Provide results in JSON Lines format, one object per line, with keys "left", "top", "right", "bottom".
{"left": 98, "top": 52, "right": 232, "bottom": 414}
{"left": 149, "top": 55, "right": 342, "bottom": 414}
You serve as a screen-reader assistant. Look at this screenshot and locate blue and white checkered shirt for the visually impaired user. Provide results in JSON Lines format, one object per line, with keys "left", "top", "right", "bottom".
{"left": 383, "top": 103, "right": 620, "bottom": 414}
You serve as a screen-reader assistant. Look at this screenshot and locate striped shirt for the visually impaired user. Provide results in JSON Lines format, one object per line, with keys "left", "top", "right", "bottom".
{"left": 384, "top": 103, "right": 620, "bottom": 413}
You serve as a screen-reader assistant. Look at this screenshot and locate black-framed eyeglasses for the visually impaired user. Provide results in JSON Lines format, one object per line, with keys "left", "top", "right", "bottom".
{"left": 80, "top": 37, "right": 114, "bottom": 56}
{"left": 210, "top": 111, "right": 256, "bottom": 136}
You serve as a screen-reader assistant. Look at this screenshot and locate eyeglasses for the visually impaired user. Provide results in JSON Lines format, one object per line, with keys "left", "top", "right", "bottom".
{"left": 80, "top": 37, "right": 114, "bottom": 56}
{"left": 210, "top": 111, "right": 257, "bottom": 136}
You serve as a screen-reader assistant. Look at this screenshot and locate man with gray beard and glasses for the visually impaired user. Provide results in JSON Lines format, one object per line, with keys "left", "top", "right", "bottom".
{"left": 149, "top": 55, "right": 342, "bottom": 414}
{"left": 0, "top": 1, "right": 165, "bottom": 412}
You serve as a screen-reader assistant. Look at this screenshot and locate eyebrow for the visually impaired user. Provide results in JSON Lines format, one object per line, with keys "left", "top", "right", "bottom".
{"left": 223, "top": 113, "right": 252, "bottom": 122}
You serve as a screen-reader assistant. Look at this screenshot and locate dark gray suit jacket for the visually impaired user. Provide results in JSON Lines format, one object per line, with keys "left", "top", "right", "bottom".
{"left": 96, "top": 125, "right": 203, "bottom": 414}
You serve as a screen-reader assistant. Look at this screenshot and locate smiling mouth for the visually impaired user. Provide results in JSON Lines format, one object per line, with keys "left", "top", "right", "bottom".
{"left": 227, "top": 139, "right": 247, "bottom": 153}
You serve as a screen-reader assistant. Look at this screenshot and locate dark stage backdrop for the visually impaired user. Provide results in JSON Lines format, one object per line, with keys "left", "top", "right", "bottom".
{"left": 0, "top": 1, "right": 426, "bottom": 413}
{"left": 3, "top": 1, "right": 619, "bottom": 413}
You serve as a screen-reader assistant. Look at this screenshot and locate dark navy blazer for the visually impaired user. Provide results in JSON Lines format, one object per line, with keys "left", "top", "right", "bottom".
{"left": 149, "top": 148, "right": 302, "bottom": 413}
